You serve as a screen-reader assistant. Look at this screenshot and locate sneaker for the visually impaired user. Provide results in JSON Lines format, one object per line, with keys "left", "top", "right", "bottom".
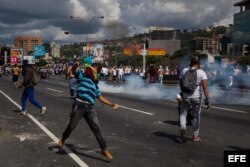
{"left": 180, "top": 128, "right": 187, "bottom": 143}
{"left": 58, "top": 137, "right": 66, "bottom": 147}
{"left": 40, "top": 107, "right": 46, "bottom": 116}
{"left": 101, "top": 149, "right": 113, "bottom": 160}
{"left": 192, "top": 135, "right": 201, "bottom": 142}
{"left": 19, "top": 111, "right": 27, "bottom": 115}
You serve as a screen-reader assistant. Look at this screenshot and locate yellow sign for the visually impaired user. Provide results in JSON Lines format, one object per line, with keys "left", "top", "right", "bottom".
{"left": 148, "top": 48, "right": 166, "bottom": 56}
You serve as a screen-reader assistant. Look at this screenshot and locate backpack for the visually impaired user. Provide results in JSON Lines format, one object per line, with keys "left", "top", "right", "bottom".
{"left": 180, "top": 68, "right": 197, "bottom": 94}
{"left": 32, "top": 70, "right": 38, "bottom": 85}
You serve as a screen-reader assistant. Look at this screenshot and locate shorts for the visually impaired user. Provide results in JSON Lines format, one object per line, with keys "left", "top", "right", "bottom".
{"left": 12, "top": 75, "right": 18, "bottom": 82}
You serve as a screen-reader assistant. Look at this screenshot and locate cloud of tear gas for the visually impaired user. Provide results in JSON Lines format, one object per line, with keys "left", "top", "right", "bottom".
{"left": 99, "top": 74, "right": 180, "bottom": 100}
{"left": 206, "top": 62, "right": 250, "bottom": 106}
{"left": 177, "top": 55, "right": 250, "bottom": 106}
{"left": 99, "top": 71, "right": 250, "bottom": 106}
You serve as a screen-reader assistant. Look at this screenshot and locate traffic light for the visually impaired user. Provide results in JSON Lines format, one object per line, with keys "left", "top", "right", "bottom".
{"left": 243, "top": 45, "right": 250, "bottom": 56}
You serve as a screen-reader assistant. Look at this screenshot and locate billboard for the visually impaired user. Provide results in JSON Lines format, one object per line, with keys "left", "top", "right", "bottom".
{"left": 33, "top": 45, "right": 45, "bottom": 57}
{"left": 10, "top": 48, "right": 23, "bottom": 65}
{"left": 83, "top": 43, "right": 94, "bottom": 56}
{"left": 92, "top": 43, "right": 104, "bottom": 63}
{"left": 147, "top": 48, "right": 166, "bottom": 56}
{"left": 23, "top": 56, "right": 35, "bottom": 64}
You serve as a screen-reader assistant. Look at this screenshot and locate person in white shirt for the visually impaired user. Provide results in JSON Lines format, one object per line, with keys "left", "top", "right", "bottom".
{"left": 179, "top": 56, "right": 210, "bottom": 143}
{"left": 158, "top": 66, "right": 164, "bottom": 84}
{"left": 118, "top": 67, "right": 124, "bottom": 82}
{"left": 112, "top": 67, "right": 117, "bottom": 82}
{"left": 165, "top": 66, "right": 170, "bottom": 75}
{"left": 101, "top": 67, "right": 108, "bottom": 81}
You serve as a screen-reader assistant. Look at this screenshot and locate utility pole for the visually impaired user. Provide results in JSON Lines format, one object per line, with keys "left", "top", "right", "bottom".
{"left": 69, "top": 15, "right": 104, "bottom": 58}
{"left": 4, "top": 51, "right": 7, "bottom": 65}
{"left": 141, "top": 43, "right": 147, "bottom": 73}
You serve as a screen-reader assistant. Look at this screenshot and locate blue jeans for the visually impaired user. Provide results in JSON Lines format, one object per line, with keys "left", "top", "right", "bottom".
{"left": 69, "top": 78, "right": 77, "bottom": 97}
{"left": 180, "top": 97, "right": 202, "bottom": 136}
{"left": 21, "top": 87, "right": 42, "bottom": 111}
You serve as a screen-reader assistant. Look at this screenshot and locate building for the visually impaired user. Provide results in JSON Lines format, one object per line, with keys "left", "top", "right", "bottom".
{"left": 50, "top": 42, "right": 61, "bottom": 58}
{"left": 148, "top": 40, "right": 181, "bottom": 56}
{"left": 192, "top": 37, "right": 213, "bottom": 53}
{"left": 14, "top": 36, "right": 42, "bottom": 55}
{"left": 148, "top": 26, "right": 181, "bottom": 56}
{"left": 149, "top": 26, "right": 180, "bottom": 40}
{"left": 233, "top": 0, "right": 250, "bottom": 56}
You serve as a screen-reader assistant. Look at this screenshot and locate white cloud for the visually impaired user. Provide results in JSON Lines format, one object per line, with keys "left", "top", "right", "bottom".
{"left": 70, "top": 0, "right": 88, "bottom": 19}
{"left": 0, "top": 0, "right": 239, "bottom": 44}
{"left": 155, "top": 2, "right": 187, "bottom": 13}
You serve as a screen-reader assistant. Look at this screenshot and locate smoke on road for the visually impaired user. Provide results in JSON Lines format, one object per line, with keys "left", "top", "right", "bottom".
{"left": 99, "top": 74, "right": 250, "bottom": 106}
{"left": 99, "top": 74, "right": 180, "bottom": 100}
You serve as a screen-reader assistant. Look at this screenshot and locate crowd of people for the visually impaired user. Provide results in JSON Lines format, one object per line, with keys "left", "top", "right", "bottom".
{"left": 1, "top": 56, "right": 250, "bottom": 160}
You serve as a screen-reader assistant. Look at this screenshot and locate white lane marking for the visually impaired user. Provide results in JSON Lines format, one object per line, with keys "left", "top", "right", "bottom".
{"left": 47, "top": 88, "right": 64, "bottom": 93}
{"left": 0, "top": 90, "right": 89, "bottom": 167}
{"left": 59, "top": 82, "right": 68, "bottom": 86}
{"left": 209, "top": 106, "right": 248, "bottom": 114}
{"left": 119, "top": 105, "right": 154, "bottom": 116}
{"left": 168, "top": 100, "right": 248, "bottom": 114}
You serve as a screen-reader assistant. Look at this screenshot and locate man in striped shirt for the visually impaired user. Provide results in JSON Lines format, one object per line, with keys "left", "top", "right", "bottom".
{"left": 58, "top": 62, "right": 119, "bottom": 160}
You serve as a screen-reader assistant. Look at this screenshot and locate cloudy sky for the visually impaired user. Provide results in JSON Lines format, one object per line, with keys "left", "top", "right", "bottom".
{"left": 0, "top": 0, "right": 240, "bottom": 44}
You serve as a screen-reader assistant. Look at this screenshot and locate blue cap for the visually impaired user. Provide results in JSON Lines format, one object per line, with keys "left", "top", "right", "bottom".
{"left": 83, "top": 56, "right": 93, "bottom": 65}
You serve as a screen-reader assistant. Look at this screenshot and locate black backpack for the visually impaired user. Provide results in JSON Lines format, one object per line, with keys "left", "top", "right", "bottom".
{"left": 180, "top": 68, "right": 197, "bottom": 94}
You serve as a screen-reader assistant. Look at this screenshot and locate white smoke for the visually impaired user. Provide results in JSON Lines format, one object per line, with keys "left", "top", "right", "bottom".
{"left": 99, "top": 74, "right": 179, "bottom": 100}
{"left": 99, "top": 74, "right": 250, "bottom": 106}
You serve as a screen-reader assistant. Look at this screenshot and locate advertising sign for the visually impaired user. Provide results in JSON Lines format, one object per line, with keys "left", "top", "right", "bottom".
{"left": 10, "top": 57, "right": 18, "bottom": 64}
{"left": 10, "top": 48, "right": 23, "bottom": 65}
{"left": 33, "top": 46, "right": 45, "bottom": 57}
{"left": 83, "top": 43, "right": 94, "bottom": 56}
{"left": 92, "top": 43, "right": 104, "bottom": 63}
{"left": 23, "top": 56, "right": 35, "bottom": 64}
{"left": 148, "top": 48, "right": 166, "bottom": 56}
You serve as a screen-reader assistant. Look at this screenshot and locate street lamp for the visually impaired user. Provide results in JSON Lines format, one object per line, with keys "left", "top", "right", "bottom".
{"left": 85, "top": 16, "right": 104, "bottom": 57}
{"left": 70, "top": 15, "right": 104, "bottom": 57}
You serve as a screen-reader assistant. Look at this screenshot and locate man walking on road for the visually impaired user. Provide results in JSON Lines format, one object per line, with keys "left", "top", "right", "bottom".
{"left": 67, "top": 62, "right": 78, "bottom": 99}
{"left": 18, "top": 60, "right": 46, "bottom": 116}
{"left": 12, "top": 64, "right": 21, "bottom": 88}
{"left": 58, "top": 61, "right": 119, "bottom": 160}
{"left": 179, "top": 56, "right": 210, "bottom": 143}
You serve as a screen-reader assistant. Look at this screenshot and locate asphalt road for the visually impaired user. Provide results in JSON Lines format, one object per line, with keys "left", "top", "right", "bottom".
{"left": 0, "top": 75, "right": 250, "bottom": 167}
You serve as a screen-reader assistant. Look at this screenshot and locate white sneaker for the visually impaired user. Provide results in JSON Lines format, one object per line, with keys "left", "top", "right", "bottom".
{"left": 19, "top": 111, "right": 27, "bottom": 115}
{"left": 40, "top": 107, "right": 46, "bottom": 116}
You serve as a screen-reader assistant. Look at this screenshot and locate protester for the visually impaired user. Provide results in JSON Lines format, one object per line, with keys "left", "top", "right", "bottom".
{"left": 12, "top": 64, "right": 21, "bottom": 88}
{"left": 58, "top": 59, "right": 119, "bottom": 160}
{"left": 18, "top": 60, "right": 46, "bottom": 116}
{"left": 148, "top": 65, "right": 157, "bottom": 83}
{"left": 158, "top": 66, "right": 164, "bottom": 84}
{"left": 179, "top": 56, "right": 210, "bottom": 143}
{"left": 67, "top": 62, "right": 79, "bottom": 99}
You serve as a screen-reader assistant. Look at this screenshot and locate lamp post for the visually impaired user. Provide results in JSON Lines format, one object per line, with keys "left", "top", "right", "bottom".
{"left": 85, "top": 16, "right": 104, "bottom": 57}
{"left": 70, "top": 16, "right": 104, "bottom": 58}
